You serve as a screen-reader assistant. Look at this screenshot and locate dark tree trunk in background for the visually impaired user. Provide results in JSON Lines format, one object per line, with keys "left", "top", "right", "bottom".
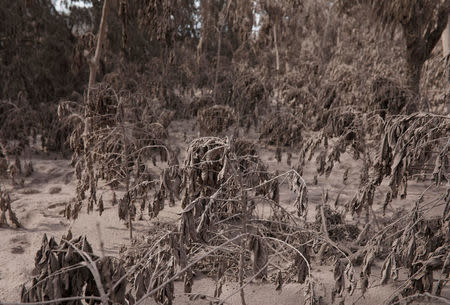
{"left": 402, "top": 7, "right": 449, "bottom": 96}
{"left": 403, "top": 25, "right": 426, "bottom": 96}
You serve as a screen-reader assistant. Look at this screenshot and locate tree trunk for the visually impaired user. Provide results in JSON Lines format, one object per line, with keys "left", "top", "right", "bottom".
{"left": 402, "top": 52, "right": 422, "bottom": 113}
{"left": 198, "top": 0, "right": 217, "bottom": 62}
{"left": 88, "top": 0, "right": 110, "bottom": 95}
{"left": 81, "top": 0, "right": 110, "bottom": 211}
{"left": 402, "top": 20, "right": 426, "bottom": 97}
{"left": 405, "top": 59, "right": 423, "bottom": 96}
{"left": 273, "top": 23, "right": 280, "bottom": 71}
{"left": 401, "top": 4, "right": 450, "bottom": 97}
{"left": 443, "top": 14, "right": 450, "bottom": 59}
{"left": 213, "top": 0, "right": 232, "bottom": 102}
{"left": 442, "top": 14, "right": 450, "bottom": 82}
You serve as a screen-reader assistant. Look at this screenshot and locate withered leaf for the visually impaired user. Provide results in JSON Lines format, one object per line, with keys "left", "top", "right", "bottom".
{"left": 135, "top": 270, "right": 146, "bottom": 300}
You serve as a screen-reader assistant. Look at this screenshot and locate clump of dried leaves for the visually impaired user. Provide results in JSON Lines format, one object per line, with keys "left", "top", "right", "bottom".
{"left": 21, "top": 231, "right": 128, "bottom": 304}
{"left": 230, "top": 67, "right": 270, "bottom": 125}
{"left": 197, "top": 105, "right": 235, "bottom": 136}
{"left": 259, "top": 111, "right": 303, "bottom": 147}
{"left": 373, "top": 113, "right": 449, "bottom": 199}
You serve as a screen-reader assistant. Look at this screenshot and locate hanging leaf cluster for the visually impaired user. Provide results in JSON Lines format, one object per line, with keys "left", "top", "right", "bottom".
{"left": 21, "top": 232, "right": 127, "bottom": 304}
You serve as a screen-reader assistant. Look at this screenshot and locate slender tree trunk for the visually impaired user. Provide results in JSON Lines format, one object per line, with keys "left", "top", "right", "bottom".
{"left": 119, "top": 0, "right": 128, "bottom": 63}
{"left": 88, "top": 0, "right": 110, "bottom": 96}
{"left": 196, "top": 35, "right": 204, "bottom": 65}
{"left": 273, "top": 23, "right": 280, "bottom": 71}
{"left": 237, "top": 173, "right": 248, "bottom": 305}
{"left": 213, "top": 27, "right": 223, "bottom": 103}
{"left": 213, "top": 0, "right": 232, "bottom": 102}
{"left": 442, "top": 14, "right": 450, "bottom": 82}
{"left": 198, "top": 0, "right": 214, "bottom": 63}
{"left": 119, "top": 106, "right": 133, "bottom": 240}
{"left": 81, "top": 0, "right": 110, "bottom": 210}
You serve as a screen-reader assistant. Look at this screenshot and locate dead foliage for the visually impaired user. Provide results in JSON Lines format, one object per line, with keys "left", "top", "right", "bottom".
{"left": 298, "top": 113, "right": 367, "bottom": 180}
{"left": 0, "top": 0, "right": 80, "bottom": 104}
{"left": 3, "top": 1, "right": 449, "bottom": 304}
{"left": 197, "top": 105, "right": 235, "bottom": 136}
{"left": 121, "top": 229, "right": 177, "bottom": 305}
{"left": 315, "top": 204, "right": 360, "bottom": 243}
{"left": 21, "top": 231, "right": 127, "bottom": 304}
{"left": 298, "top": 105, "right": 448, "bottom": 304}
{"left": 230, "top": 67, "right": 270, "bottom": 126}
{"left": 300, "top": 111, "right": 448, "bottom": 222}
{"left": 60, "top": 82, "right": 177, "bottom": 240}
{"left": 259, "top": 112, "right": 303, "bottom": 147}
{"left": 0, "top": 99, "right": 39, "bottom": 184}
{"left": 0, "top": 189, "right": 22, "bottom": 228}
{"left": 370, "top": 77, "right": 413, "bottom": 119}
{"left": 0, "top": 99, "right": 35, "bottom": 150}
{"left": 117, "top": 137, "right": 314, "bottom": 305}
{"left": 178, "top": 137, "right": 276, "bottom": 223}
{"left": 373, "top": 113, "right": 449, "bottom": 198}
{"left": 379, "top": 199, "right": 449, "bottom": 303}
{"left": 188, "top": 94, "right": 215, "bottom": 117}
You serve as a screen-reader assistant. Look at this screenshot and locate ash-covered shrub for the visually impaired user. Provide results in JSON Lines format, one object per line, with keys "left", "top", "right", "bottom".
{"left": 197, "top": 105, "right": 235, "bottom": 136}
{"left": 259, "top": 112, "right": 303, "bottom": 146}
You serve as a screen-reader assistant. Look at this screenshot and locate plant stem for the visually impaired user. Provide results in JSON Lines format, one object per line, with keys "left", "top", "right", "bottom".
{"left": 239, "top": 190, "right": 248, "bottom": 305}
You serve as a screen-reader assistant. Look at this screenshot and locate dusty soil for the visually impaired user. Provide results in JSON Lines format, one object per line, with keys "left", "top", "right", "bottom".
{"left": 0, "top": 119, "right": 447, "bottom": 304}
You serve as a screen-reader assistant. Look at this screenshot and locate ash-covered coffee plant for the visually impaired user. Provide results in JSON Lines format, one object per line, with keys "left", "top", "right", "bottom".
{"left": 296, "top": 91, "right": 449, "bottom": 304}
{"left": 59, "top": 82, "right": 177, "bottom": 237}
{"left": 117, "top": 136, "right": 329, "bottom": 305}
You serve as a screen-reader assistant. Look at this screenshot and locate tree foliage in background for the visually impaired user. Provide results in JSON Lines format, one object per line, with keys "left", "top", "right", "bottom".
{"left": 0, "top": 0, "right": 80, "bottom": 103}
